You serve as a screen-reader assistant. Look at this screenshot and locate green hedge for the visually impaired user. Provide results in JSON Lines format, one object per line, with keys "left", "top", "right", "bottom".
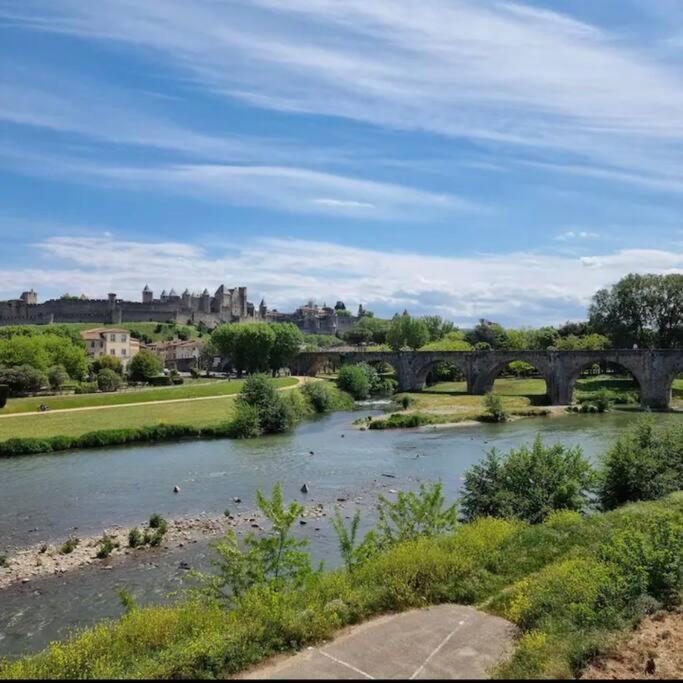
{"left": 0, "top": 422, "right": 241, "bottom": 457}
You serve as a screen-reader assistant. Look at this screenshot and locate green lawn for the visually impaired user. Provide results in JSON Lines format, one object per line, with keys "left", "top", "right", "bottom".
{"left": 0, "top": 378, "right": 297, "bottom": 415}
{"left": 11, "top": 321, "right": 201, "bottom": 343}
{"left": 0, "top": 378, "right": 297, "bottom": 441}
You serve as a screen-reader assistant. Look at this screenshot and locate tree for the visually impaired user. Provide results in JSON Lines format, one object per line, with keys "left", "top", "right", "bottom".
{"left": 92, "top": 354, "right": 123, "bottom": 376}
{"left": 127, "top": 350, "right": 162, "bottom": 382}
{"left": 420, "top": 331, "right": 472, "bottom": 352}
{"left": 387, "top": 313, "right": 429, "bottom": 350}
{"left": 97, "top": 368, "right": 123, "bottom": 392}
{"left": 344, "top": 325, "right": 373, "bottom": 346}
{"left": 465, "top": 320, "right": 508, "bottom": 349}
{"left": 0, "top": 365, "right": 47, "bottom": 396}
{"left": 589, "top": 273, "right": 683, "bottom": 348}
{"left": 268, "top": 323, "right": 303, "bottom": 375}
{"left": 421, "top": 315, "right": 455, "bottom": 342}
{"left": 47, "top": 365, "right": 70, "bottom": 391}
{"left": 234, "top": 374, "right": 294, "bottom": 435}
{"left": 211, "top": 323, "right": 275, "bottom": 375}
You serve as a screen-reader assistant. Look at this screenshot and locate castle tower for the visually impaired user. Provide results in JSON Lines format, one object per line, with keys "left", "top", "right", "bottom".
{"left": 200, "top": 288, "right": 211, "bottom": 314}
{"left": 142, "top": 284, "right": 153, "bottom": 304}
{"left": 160, "top": 289, "right": 168, "bottom": 303}
{"left": 182, "top": 288, "right": 191, "bottom": 309}
{"left": 259, "top": 299, "right": 267, "bottom": 319}
{"left": 20, "top": 289, "right": 38, "bottom": 305}
{"left": 238, "top": 286, "right": 248, "bottom": 318}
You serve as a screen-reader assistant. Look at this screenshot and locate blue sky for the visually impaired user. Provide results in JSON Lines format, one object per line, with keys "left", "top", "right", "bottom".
{"left": 1, "top": 0, "right": 682, "bottom": 326}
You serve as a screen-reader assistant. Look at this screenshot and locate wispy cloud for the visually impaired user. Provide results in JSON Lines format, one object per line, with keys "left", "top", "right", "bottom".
{"left": 7, "top": 0, "right": 683, "bottom": 191}
{"left": 555, "top": 230, "right": 599, "bottom": 241}
{"left": 3, "top": 234, "right": 681, "bottom": 326}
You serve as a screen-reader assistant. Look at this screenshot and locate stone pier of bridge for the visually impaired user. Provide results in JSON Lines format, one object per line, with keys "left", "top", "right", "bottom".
{"left": 291, "top": 349, "right": 683, "bottom": 410}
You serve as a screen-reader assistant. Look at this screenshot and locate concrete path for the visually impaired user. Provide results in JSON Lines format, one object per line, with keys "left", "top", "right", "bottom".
{"left": 238, "top": 604, "right": 517, "bottom": 680}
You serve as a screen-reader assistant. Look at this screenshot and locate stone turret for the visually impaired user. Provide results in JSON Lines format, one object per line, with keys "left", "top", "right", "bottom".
{"left": 160, "top": 289, "right": 168, "bottom": 303}
{"left": 200, "top": 288, "right": 211, "bottom": 314}
{"left": 20, "top": 289, "right": 38, "bottom": 305}
{"left": 142, "top": 284, "right": 153, "bottom": 304}
{"left": 259, "top": 298, "right": 267, "bottom": 318}
{"left": 182, "top": 288, "right": 191, "bottom": 308}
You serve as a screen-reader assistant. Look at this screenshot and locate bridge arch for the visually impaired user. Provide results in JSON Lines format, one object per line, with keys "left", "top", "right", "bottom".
{"left": 412, "top": 355, "right": 471, "bottom": 392}
{"left": 563, "top": 356, "right": 645, "bottom": 407}
{"left": 470, "top": 355, "right": 555, "bottom": 404}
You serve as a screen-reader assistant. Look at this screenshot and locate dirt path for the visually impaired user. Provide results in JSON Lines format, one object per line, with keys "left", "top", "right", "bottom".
{"left": 237, "top": 604, "right": 517, "bottom": 680}
{"left": 0, "top": 377, "right": 308, "bottom": 419}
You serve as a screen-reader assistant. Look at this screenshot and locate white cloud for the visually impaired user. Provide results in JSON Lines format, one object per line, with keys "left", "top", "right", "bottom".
{"left": 555, "top": 230, "right": 599, "bottom": 241}
{"left": 7, "top": 0, "right": 683, "bottom": 192}
{"left": 3, "top": 234, "right": 681, "bottom": 326}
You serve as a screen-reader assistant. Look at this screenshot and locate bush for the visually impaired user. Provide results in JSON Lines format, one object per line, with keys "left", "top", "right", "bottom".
{"left": 96, "top": 535, "right": 118, "bottom": 559}
{"left": 399, "top": 395, "right": 415, "bottom": 410}
{"left": 600, "top": 419, "right": 683, "bottom": 510}
{"left": 227, "top": 402, "right": 262, "bottom": 439}
{"left": 337, "top": 365, "right": 371, "bottom": 400}
{"left": 0, "top": 384, "right": 7, "bottom": 409}
{"left": 368, "top": 412, "right": 436, "bottom": 429}
{"left": 0, "top": 365, "right": 47, "bottom": 395}
{"left": 232, "top": 374, "right": 295, "bottom": 437}
{"left": 460, "top": 435, "right": 597, "bottom": 524}
{"left": 147, "top": 375, "right": 173, "bottom": 386}
{"left": 128, "top": 350, "right": 162, "bottom": 382}
{"left": 97, "top": 368, "right": 122, "bottom": 392}
{"left": 484, "top": 392, "right": 507, "bottom": 422}
{"left": 128, "top": 528, "right": 143, "bottom": 548}
{"left": 59, "top": 537, "right": 80, "bottom": 554}
{"left": 74, "top": 381, "right": 99, "bottom": 395}
{"left": 92, "top": 355, "right": 123, "bottom": 376}
{"left": 171, "top": 377, "right": 184, "bottom": 385}
{"left": 47, "top": 365, "right": 70, "bottom": 391}
{"left": 301, "top": 381, "right": 336, "bottom": 413}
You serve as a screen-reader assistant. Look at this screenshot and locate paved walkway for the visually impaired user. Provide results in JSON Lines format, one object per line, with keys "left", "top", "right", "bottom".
{"left": 238, "top": 604, "right": 517, "bottom": 680}
{"left": 0, "top": 377, "right": 307, "bottom": 419}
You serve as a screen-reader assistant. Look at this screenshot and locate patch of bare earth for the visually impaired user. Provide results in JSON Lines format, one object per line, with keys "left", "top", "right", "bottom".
{"left": 582, "top": 608, "right": 683, "bottom": 680}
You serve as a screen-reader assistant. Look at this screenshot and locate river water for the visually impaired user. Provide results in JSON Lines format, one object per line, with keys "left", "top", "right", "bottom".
{"left": 1, "top": 408, "right": 681, "bottom": 658}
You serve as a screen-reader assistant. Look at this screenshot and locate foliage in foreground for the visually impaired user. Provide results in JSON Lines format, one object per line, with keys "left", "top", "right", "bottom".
{"left": 1, "top": 493, "right": 681, "bottom": 680}
{"left": 460, "top": 435, "right": 596, "bottom": 524}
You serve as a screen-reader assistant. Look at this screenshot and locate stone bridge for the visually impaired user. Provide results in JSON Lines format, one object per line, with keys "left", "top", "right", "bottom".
{"left": 291, "top": 349, "right": 683, "bottom": 409}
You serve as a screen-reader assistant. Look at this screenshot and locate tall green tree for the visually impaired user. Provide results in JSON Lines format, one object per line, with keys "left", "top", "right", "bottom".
{"left": 269, "top": 323, "right": 303, "bottom": 375}
{"left": 589, "top": 273, "right": 683, "bottom": 348}
{"left": 387, "top": 313, "right": 430, "bottom": 350}
{"left": 127, "top": 349, "right": 162, "bottom": 382}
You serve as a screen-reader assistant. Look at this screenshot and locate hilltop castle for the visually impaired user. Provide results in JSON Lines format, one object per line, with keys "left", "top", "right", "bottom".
{"left": 0, "top": 287, "right": 360, "bottom": 335}
{"left": 0, "top": 285, "right": 260, "bottom": 327}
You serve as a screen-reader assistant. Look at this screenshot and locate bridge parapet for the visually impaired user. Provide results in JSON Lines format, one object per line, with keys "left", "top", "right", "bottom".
{"left": 292, "top": 349, "right": 683, "bottom": 409}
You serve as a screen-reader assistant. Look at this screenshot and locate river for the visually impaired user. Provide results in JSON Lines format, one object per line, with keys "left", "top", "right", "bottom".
{"left": 1, "top": 408, "right": 681, "bottom": 658}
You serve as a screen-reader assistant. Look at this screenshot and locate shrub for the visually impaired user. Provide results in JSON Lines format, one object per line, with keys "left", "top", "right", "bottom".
{"left": 484, "top": 392, "right": 507, "bottom": 422}
{"left": 460, "top": 435, "right": 597, "bottom": 523}
{"left": 399, "top": 395, "right": 415, "bottom": 410}
{"left": 96, "top": 368, "right": 122, "bottom": 392}
{"left": 149, "top": 514, "right": 168, "bottom": 532}
{"left": 337, "top": 364, "right": 371, "bottom": 400}
{"left": 599, "top": 419, "right": 683, "bottom": 510}
{"left": 128, "top": 528, "right": 143, "bottom": 548}
{"left": 74, "top": 381, "right": 99, "bottom": 395}
{"left": 92, "top": 355, "right": 123, "bottom": 376}
{"left": 128, "top": 350, "right": 162, "bottom": 382}
{"left": 96, "top": 535, "right": 118, "bottom": 559}
{"left": 47, "top": 365, "right": 70, "bottom": 391}
{"left": 59, "top": 537, "right": 80, "bottom": 555}
{"left": 232, "top": 374, "right": 295, "bottom": 437}
{"left": 227, "top": 402, "right": 262, "bottom": 439}
{"left": 0, "top": 365, "right": 47, "bottom": 395}
{"left": 368, "top": 412, "right": 436, "bottom": 429}
{"left": 301, "top": 381, "right": 335, "bottom": 413}
{"left": 171, "top": 376, "right": 184, "bottom": 385}
{"left": 0, "top": 384, "right": 7, "bottom": 409}
{"left": 147, "top": 375, "right": 173, "bottom": 386}
{"left": 0, "top": 554, "right": 7, "bottom": 568}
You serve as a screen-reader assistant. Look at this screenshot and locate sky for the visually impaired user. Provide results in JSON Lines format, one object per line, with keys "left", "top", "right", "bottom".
{"left": 1, "top": 0, "right": 683, "bottom": 326}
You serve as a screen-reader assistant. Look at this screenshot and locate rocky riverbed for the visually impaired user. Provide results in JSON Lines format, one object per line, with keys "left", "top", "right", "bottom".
{"left": 0, "top": 500, "right": 334, "bottom": 591}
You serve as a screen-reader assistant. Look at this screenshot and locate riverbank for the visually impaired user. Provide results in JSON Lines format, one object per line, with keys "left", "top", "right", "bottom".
{"left": 0, "top": 377, "right": 304, "bottom": 448}
{"left": 0, "top": 501, "right": 332, "bottom": 591}
{"left": 2, "top": 493, "right": 680, "bottom": 679}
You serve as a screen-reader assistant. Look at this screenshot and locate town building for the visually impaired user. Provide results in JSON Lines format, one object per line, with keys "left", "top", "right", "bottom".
{"left": 79, "top": 328, "right": 141, "bottom": 368}
{"left": 146, "top": 339, "right": 206, "bottom": 372}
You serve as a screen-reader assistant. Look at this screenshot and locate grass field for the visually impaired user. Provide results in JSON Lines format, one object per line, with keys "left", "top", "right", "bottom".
{"left": 11, "top": 321, "right": 201, "bottom": 343}
{"left": 0, "top": 378, "right": 270, "bottom": 415}
{"left": 0, "top": 378, "right": 297, "bottom": 441}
